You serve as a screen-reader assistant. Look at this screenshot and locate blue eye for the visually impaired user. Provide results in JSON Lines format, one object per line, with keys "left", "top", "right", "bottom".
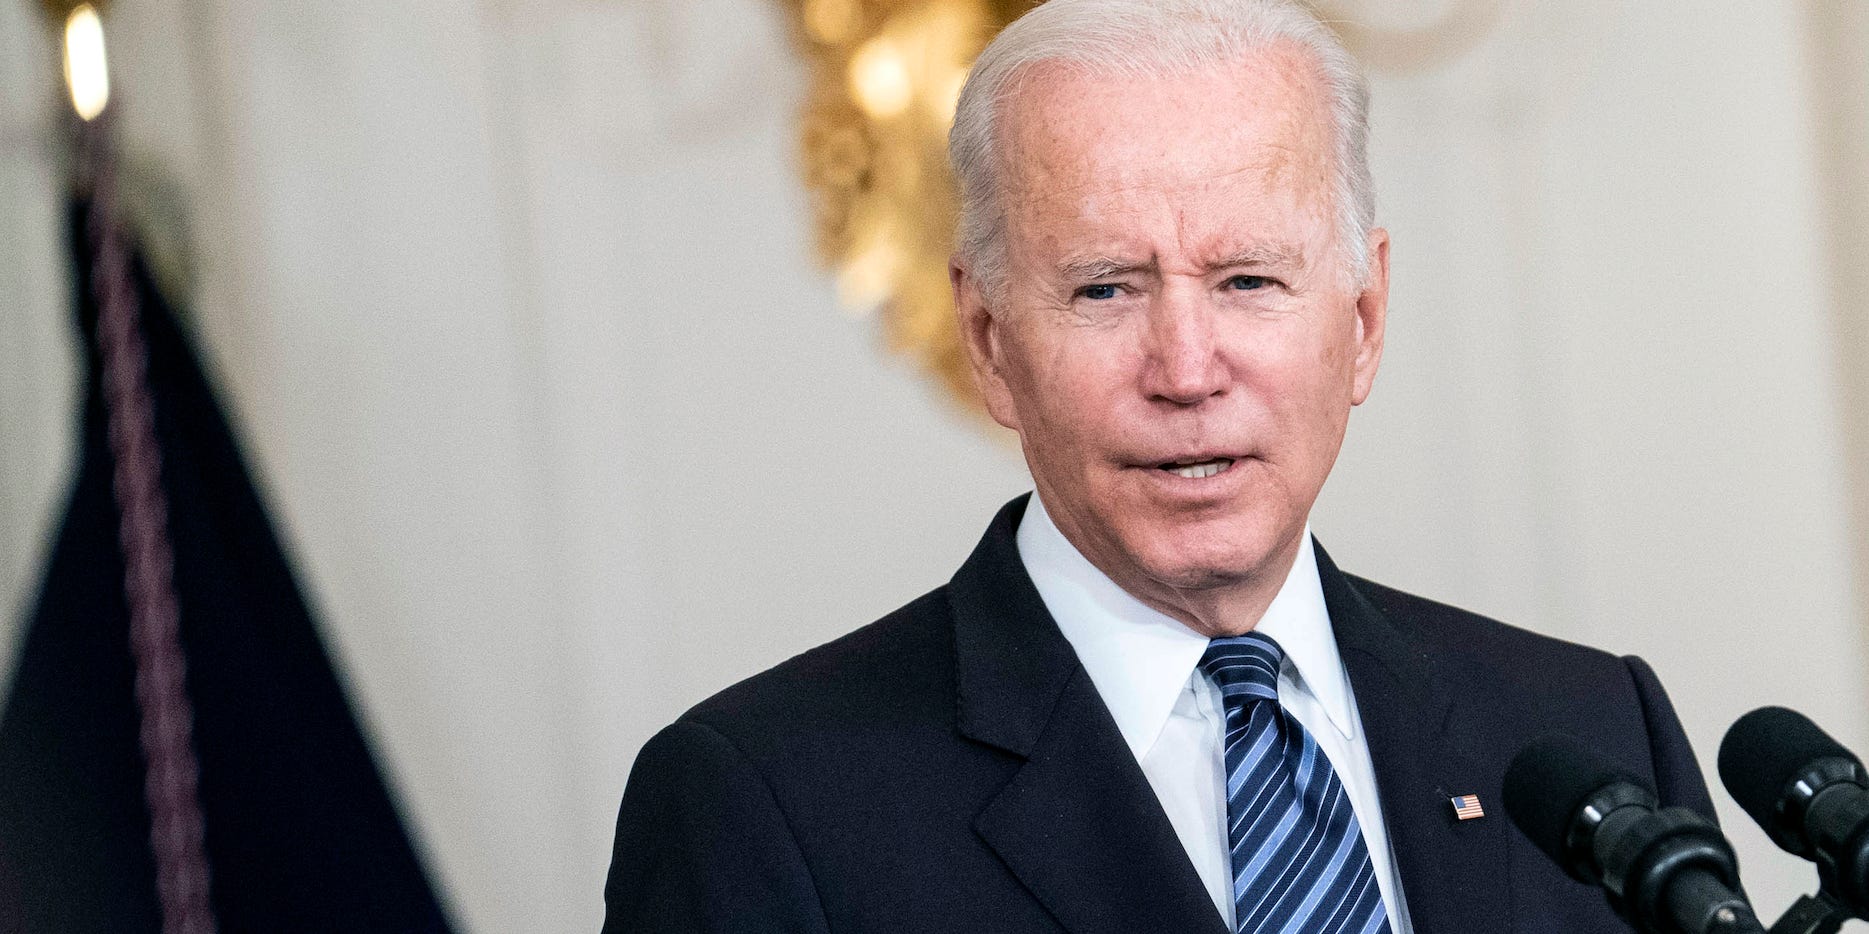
{"left": 1080, "top": 284, "right": 1119, "bottom": 300}
{"left": 1228, "top": 275, "right": 1270, "bottom": 291}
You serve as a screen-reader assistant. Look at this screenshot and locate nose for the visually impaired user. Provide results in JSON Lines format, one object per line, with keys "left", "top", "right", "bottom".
{"left": 1141, "top": 294, "right": 1227, "bottom": 406}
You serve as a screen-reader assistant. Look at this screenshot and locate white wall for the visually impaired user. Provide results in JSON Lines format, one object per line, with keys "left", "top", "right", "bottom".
{"left": 1, "top": 1, "right": 1864, "bottom": 931}
{"left": 0, "top": 3, "right": 76, "bottom": 667}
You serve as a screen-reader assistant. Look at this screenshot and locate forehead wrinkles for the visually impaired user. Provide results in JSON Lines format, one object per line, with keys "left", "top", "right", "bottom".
{"left": 996, "top": 51, "right": 1337, "bottom": 241}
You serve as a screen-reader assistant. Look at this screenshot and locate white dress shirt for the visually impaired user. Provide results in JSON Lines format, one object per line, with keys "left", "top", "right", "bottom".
{"left": 1015, "top": 493, "right": 1413, "bottom": 933}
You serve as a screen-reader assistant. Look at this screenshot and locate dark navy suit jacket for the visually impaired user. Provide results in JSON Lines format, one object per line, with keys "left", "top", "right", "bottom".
{"left": 602, "top": 496, "right": 1714, "bottom": 932}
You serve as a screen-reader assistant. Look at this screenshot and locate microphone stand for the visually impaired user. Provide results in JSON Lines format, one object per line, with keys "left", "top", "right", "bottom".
{"left": 1766, "top": 893, "right": 1850, "bottom": 934}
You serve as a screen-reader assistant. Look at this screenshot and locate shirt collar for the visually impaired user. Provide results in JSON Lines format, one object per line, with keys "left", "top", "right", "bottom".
{"left": 1014, "top": 492, "right": 1358, "bottom": 758}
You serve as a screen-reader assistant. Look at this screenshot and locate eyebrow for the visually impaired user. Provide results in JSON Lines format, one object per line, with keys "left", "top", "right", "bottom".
{"left": 1209, "top": 243, "right": 1307, "bottom": 270}
{"left": 1054, "top": 243, "right": 1307, "bottom": 282}
{"left": 1055, "top": 255, "right": 1153, "bottom": 281}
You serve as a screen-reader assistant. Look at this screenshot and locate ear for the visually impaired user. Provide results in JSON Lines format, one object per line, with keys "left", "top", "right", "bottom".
{"left": 951, "top": 256, "right": 1022, "bottom": 431}
{"left": 1349, "top": 228, "right": 1390, "bottom": 406}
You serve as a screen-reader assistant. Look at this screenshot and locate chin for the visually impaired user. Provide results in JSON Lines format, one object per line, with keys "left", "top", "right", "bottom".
{"left": 1128, "top": 506, "right": 1302, "bottom": 581}
{"left": 1130, "top": 536, "right": 1274, "bottom": 590}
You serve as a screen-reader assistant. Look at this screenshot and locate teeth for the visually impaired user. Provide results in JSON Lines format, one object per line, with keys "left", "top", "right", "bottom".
{"left": 1167, "top": 458, "right": 1233, "bottom": 479}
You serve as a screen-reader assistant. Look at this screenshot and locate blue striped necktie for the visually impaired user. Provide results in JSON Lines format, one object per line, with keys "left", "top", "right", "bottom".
{"left": 1199, "top": 633, "right": 1391, "bottom": 934}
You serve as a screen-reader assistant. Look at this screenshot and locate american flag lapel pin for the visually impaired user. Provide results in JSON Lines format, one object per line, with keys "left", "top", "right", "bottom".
{"left": 1450, "top": 794, "right": 1485, "bottom": 821}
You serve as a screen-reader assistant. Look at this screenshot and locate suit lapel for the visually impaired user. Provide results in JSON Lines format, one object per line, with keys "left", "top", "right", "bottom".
{"left": 950, "top": 497, "right": 1228, "bottom": 934}
{"left": 1316, "top": 542, "right": 1514, "bottom": 934}
{"left": 944, "top": 502, "right": 1518, "bottom": 934}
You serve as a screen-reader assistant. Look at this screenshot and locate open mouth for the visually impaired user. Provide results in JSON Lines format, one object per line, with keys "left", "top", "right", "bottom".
{"left": 1157, "top": 457, "right": 1236, "bottom": 479}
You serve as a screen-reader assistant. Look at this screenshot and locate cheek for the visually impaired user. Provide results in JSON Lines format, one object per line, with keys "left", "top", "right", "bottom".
{"left": 1012, "top": 327, "right": 1133, "bottom": 434}
{"left": 1302, "top": 307, "right": 1362, "bottom": 393}
{"left": 1238, "top": 316, "right": 1357, "bottom": 441}
{"left": 1302, "top": 326, "right": 1360, "bottom": 444}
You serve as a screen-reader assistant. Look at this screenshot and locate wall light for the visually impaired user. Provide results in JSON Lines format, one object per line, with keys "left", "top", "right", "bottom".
{"left": 63, "top": 3, "right": 109, "bottom": 121}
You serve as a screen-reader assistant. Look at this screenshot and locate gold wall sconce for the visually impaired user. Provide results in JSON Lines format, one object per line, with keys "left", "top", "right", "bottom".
{"left": 781, "top": 0, "right": 1034, "bottom": 413}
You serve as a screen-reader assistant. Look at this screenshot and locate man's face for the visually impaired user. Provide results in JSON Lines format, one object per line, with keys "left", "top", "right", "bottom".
{"left": 955, "top": 47, "right": 1390, "bottom": 626}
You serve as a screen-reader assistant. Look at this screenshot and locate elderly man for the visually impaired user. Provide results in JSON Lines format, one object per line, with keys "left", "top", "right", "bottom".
{"left": 603, "top": 1, "right": 1714, "bottom": 931}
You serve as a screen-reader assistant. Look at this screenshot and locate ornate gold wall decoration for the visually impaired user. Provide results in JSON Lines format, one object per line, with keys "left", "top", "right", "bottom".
{"left": 781, "top": 0, "right": 1035, "bottom": 413}
{"left": 780, "top": 0, "right": 1498, "bottom": 414}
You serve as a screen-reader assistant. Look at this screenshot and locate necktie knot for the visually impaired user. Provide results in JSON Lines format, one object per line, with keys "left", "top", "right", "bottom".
{"left": 1198, "top": 632, "right": 1283, "bottom": 705}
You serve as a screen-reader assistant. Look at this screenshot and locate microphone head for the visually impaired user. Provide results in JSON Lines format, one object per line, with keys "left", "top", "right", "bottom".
{"left": 1504, "top": 735, "right": 1655, "bottom": 877}
{"left": 1718, "top": 706, "right": 1861, "bottom": 849}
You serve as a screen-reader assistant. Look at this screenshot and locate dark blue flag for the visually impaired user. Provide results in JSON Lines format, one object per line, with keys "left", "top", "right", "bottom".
{"left": 0, "top": 201, "right": 455, "bottom": 934}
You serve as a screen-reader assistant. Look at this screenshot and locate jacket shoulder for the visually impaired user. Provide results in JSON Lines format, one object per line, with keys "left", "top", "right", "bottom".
{"left": 1344, "top": 573, "right": 1711, "bottom": 806}
{"left": 1347, "top": 573, "right": 1626, "bottom": 671}
{"left": 675, "top": 587, "right": 958, "bottom": 751}
{"left": 1343, "top": 572, "right": 1669, "bottom": 748}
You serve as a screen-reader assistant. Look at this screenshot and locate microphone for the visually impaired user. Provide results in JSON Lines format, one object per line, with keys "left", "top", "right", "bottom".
{"left": 1718, "top": 706, "right": 1869, "bottom": 920}
{"left": 1504, "top": 736, "right": 1764, "bottom": 934}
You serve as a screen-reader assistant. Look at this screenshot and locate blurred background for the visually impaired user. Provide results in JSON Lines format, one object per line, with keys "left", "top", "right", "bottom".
{"left": 2, "top": 1, "right": 1866, "bottom": 931}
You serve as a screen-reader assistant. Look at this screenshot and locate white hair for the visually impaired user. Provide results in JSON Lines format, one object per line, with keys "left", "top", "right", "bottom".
{"left": 947, "top": 0, "right": 1375, "bottom": 295}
